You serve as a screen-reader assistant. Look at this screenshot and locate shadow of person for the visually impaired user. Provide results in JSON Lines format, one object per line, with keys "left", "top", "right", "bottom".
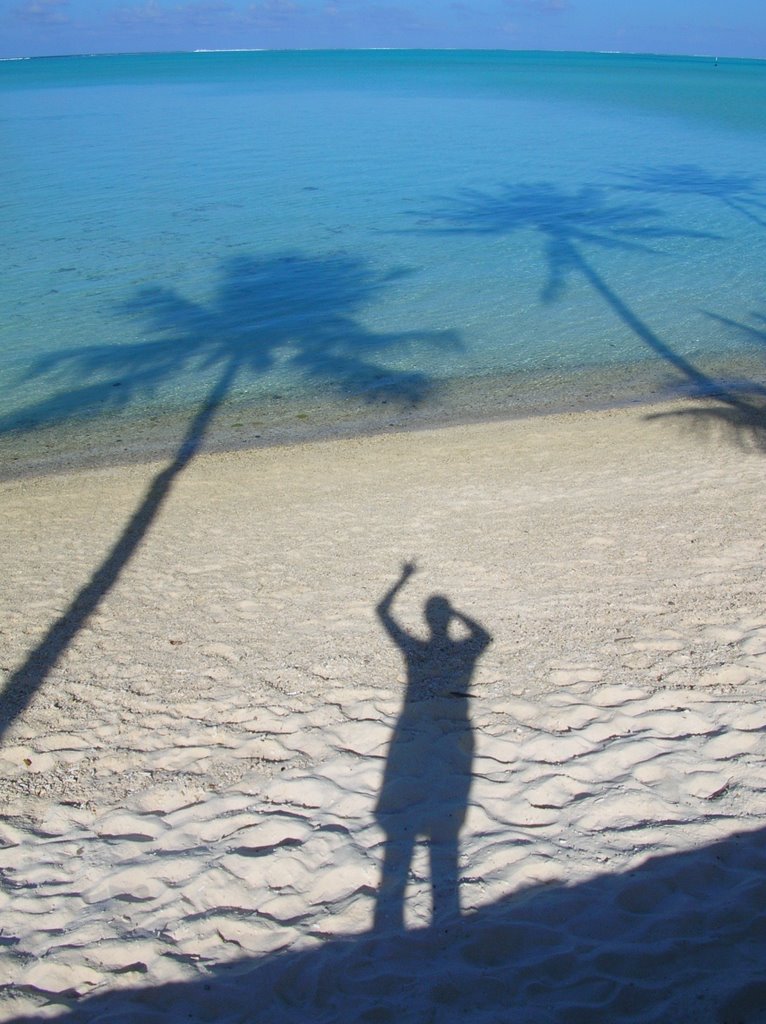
{"left": 374, "top": 562, "right": 492, "bottom": 932}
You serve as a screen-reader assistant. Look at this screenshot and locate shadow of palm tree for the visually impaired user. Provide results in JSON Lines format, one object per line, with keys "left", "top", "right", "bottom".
{"left": 614, "top": 164, "right": 766, "bottom": 229}
{"left": 0, "top": 253, "right": 460, "bottom": 742}
{"left": 410, "top": 181, "right": 766, "bottom": 450}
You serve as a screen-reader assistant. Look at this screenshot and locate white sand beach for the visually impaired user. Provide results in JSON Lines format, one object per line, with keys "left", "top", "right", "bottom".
{"left": 2, "top": 398, "right": 766, "bottom": 1022}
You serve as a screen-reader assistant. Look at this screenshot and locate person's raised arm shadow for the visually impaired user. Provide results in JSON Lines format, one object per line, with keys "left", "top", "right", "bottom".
{"left": 374, "top": 563, "right": 492, "bottom": 933}
{"left": 376, "top": 560, "right": 418, "bottom": 657}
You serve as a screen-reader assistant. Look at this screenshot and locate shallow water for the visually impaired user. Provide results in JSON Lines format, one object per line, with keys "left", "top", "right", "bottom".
{"left": 2, "top": 50, "right": 766, "bottom": 469}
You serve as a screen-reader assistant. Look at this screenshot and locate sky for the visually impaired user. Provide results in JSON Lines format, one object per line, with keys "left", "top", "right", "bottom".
{"left": 1, "top": 0, "right": 765, "bottom": 59}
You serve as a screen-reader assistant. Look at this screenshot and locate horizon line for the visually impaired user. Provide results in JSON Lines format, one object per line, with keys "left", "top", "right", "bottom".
{"left": 2, "top": 46, "right": 760, "bottom": 63}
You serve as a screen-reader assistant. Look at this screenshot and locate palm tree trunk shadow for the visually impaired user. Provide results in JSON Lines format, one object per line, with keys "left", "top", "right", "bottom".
{"left": 373, "top": 564, "right": 491, "bottom": 932}
{"left": 571, "top": 245, "right": 766, "bottom": 449}
{"left": 0, "top": 362, "right": 237, "bottom": 743}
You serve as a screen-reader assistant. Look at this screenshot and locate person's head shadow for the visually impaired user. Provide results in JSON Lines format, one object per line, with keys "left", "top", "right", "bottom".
{"left": 424, "top": 595, "right": 452, "bottom": 639}
{"left": 374, "top": 563, "right": 492, "bottom": 932}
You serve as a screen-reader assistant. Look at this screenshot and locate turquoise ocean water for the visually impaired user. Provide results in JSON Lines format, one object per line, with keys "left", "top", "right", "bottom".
{"left": 2, "top": 49, "right": 766, "bottom": 470}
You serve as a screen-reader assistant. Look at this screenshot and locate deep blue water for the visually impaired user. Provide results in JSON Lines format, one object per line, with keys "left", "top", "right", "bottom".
{"left": 2, "top": 50, "right": 766, "bottom": 467}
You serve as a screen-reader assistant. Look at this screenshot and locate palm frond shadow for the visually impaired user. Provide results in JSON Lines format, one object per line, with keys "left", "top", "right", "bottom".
{"left": 0, "top": 252, "right": 460, "bottom": 742}
{"left": 647, "top": 306, "right": 766, "bottom": 451}
{"left": 614, "top": 164, "right": 766, "bottom": 229}
{"left": 2, "top": 253, "right": 460, "bottom": 438}
{"left": 410, "top": 180, "right": 766, "bottom": 452}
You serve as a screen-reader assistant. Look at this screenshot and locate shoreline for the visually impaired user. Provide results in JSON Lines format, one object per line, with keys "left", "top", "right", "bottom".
{"left": 3, "top": 345, "right": 766, "bottom": 481}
